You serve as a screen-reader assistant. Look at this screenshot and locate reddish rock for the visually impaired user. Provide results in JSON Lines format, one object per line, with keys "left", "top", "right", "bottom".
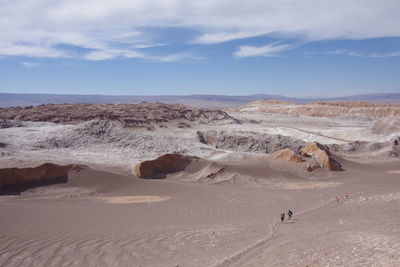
{"left": 301, "top": 142, "right": 342, "bottom": 171}
{"left": 0, "top": 163, "right": 87, "bottom": 193}
{"left": 272, "top": 148, "right": 304, "bottom": 162}
{"left": 134, "top": 154, "right": 194, "bottom": 178}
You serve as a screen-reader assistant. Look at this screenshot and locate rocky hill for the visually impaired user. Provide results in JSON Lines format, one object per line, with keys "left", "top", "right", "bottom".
{"left": 0, "top": 103, "right": 238, "bottom": 128}
{"left": 197, "top": 130, "right": 306, "bottom": 153}
{"left": 238, "top": 100, "right": 400, "bottom": 118}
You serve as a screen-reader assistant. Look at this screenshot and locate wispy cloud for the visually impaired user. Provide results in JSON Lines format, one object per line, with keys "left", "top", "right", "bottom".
{"left": 325, "top": 49, "right": 400, "bottom": 58}
{"left": 132, "top": 43, "right": 169, "bottom": 49}
{"left": 0, "top": 0, "right": 400, "bottom": 60}
{"left": 368, "top": 51, "right": 400, "bottom": 58}
{"left": 194, "top": 31, "right": 266, "bottom": 44}
{"left": 21, "top": 62, "right": 41, "bottom": 67}
{"left": 83, "top": 49, "right": 145, "bottom": 61}
{"left": 234, "top": 42, "right": 293, "bottom": 58}
{"left": 83, "top": 49, "right": 201, "bottom": 62}
{"left": 326, "top": 49, "right": 363, "bottom": 57}
{"left": 150, "top": 53, "right": 203, "bottom": 63}
{"left": 0, "top": 44, "right": 70, "bottom": 58}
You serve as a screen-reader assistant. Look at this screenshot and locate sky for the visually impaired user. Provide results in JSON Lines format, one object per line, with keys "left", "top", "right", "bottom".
{"left": 0, "top": 0, "right": 400, "bottom": 97}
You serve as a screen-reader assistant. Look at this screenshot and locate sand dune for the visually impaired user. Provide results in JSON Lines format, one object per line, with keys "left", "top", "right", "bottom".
{"left": 1, "top": 158, "right": 399, "bottom": 266}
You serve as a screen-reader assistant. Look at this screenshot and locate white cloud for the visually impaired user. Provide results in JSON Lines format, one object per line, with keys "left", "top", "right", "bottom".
{"left": 83, "top": 48, "right": 200, "bottom": 62}
{"left": 84, "top": 51, "right": 118, "bottom": 61}
{"left": 133, "top": 43, "right": 169, "bottom": 49}
{"left": 326, "top": 50, "right": 362, "bottom": 57}
{"left": 234, "top": 42, "right": 293, "bottom": 58}
{"left": 150, "top": 53, "right": 203, "bottom": 63}
{"left": 368, "top": 51, "right": 400, "bottom": 58}
{"left": 21, "top": 62, "right": 41, "bottom": 67}
{"left": 194, "top": 31, "right": 266, "bottom": 44}
{"left": 0, "top": 0, "right": 399, "bottom": 60}
{"left": 83, "top": 49, "right": 145, "bottom": 61}
{"left": 0, "top": 44, "right": 69, "bottom": 58}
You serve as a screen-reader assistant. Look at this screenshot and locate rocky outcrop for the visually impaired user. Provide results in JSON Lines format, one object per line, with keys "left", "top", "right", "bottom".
{"left": 389, "top": 136, "right": 400, "bottom": 157}
{"left": 197, "top": 130, "right": 305, "bottom": 153}
{"left": 34, "top": 120, "right": 202, "bottom": 157}
{"left": 301, "top": 142, "right": 342, "bottom": 171}
{"left": 0, "top": 163, "right": 87, "bottom": 194}
{"left": 134, "top": 154, "right": 195, "bottom": 178}
{"left": 272, "top": 143, "right": 342, "bottom": 172}
{"left": 0, "top": 119, "right": 24, "bottom": 129}
{"left": 197, "top": 131, "right": 217, "bottom": 146}
{"left": 0, "top": 142, "right": 7, "bottom": 157}
{"left": 327, "top": 135, "right": 400, "bottom": 158}
{"left": 272, "top": 148, "right": 304, "bottom": 162}
{"left": 0, "top": 103, "right": 239, "bottom": 128}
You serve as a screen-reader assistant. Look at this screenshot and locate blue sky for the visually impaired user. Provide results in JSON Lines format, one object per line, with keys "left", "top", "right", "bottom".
{"left": 1, "top": 0, "right": 400, "bottom": 97}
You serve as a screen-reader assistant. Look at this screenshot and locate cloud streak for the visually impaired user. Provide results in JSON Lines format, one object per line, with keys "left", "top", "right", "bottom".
{"left": 326, "top": 49, "right": 400, "bottom": 58}
{"left": 21, "top": 62, "right": 42, "bottom": 67}
{"left": 234, "top": 42, "right": 293, "bottom": 58}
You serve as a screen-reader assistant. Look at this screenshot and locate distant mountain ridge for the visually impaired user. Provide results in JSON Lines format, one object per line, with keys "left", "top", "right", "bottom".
{"left": 0, "top": 92, "right": 399, "bottom": 108}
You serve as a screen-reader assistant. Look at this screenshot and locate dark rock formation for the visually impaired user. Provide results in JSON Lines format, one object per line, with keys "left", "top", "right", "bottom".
{"left": 0, "top": 103, "right": 239, "bottom": 128}
{"left": 0, "top": 163, "right": 87, "bottom": 194}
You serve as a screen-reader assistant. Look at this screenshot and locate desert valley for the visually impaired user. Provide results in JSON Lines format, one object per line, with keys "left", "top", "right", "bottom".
{"left": 1, "top": 100, "right": 400, "bottom": 266}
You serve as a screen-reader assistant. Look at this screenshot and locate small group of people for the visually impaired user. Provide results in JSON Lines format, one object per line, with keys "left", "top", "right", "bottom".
{"left": 280, "top": 209, "right": 293, "bottom": 223}
{"left": 336, "top": 193, "right": 350, "bottom": 203}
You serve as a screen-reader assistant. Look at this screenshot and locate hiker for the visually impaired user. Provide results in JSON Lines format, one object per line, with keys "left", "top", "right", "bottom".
{"left": 280, "top": 213, "right": 285, "bottom": 222}
{"left": 288, "top": 210, "right": 293, "bottom": 222}
{"left": 336, "top": 196, "right": 340, "bottom": 203}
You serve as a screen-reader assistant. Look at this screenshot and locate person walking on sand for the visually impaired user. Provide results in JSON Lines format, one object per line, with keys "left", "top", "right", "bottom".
{"left": 280, "top": 212, "right": 285, "bottom": 223}
{"left": 336, "top": 196, "right": 340, "bottom": 203}
{"left": 288, "top": 210, "right": 293, "bottom": 222}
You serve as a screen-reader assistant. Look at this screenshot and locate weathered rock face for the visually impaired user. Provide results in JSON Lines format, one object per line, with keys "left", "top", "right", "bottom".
{"left": 0, "top": 119, "right": 24, "bottom": 129}
{"left": 197, "top": 130, "right": 305, "bottom": 154}
{"left": 272, "top": 148, "right": 304, "bottom": 162}
{"left": 301, "top": 142, "right": 342, "bottom": 171}
{"left": 0, "top": 142, "right": 7, "bottom": 157}
{"left": 134, "top": 154, "right": 194, "bottom": 178}
{"left": 272, "top": 144, "right": 342, "bottom": 172}
{"left": 0, "top": 163, "right": 87, "bottom": 194}
{"left": 371, "top": 117, "right": 400, "bottom": 135}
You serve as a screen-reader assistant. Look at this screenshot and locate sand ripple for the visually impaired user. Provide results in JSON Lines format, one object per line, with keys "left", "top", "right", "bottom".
{"left": 96, "top": 195, "right": 170, "bottom": 204}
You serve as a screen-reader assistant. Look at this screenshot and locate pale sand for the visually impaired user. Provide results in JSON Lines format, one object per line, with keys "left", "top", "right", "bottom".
{"left": 273, "top": 181, "right": 340, "bottom": 190}
{"left": 96, "top": 195, "right": 170, "bottom": 204}
{"left": 386, "top": 170, "right": 400, "bottom": 174}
